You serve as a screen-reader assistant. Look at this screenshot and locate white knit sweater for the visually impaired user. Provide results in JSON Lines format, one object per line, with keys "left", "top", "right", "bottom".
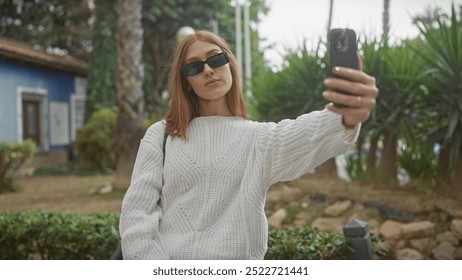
{"left": 119, "top": 109, "right": 359, "bottom": 260}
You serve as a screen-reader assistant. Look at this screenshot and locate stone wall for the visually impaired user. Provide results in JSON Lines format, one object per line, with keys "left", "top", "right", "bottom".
{"left": 266, "top": 182, "right": 462, "bottom": 260}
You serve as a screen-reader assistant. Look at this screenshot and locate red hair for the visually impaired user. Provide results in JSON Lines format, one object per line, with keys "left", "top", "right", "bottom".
{"left": 164, "top": 30, "right": 248, "bottom": 139}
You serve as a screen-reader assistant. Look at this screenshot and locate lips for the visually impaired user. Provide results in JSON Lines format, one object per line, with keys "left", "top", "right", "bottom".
{"left": 204, "top": 78, "right": 220, "bottom": 86}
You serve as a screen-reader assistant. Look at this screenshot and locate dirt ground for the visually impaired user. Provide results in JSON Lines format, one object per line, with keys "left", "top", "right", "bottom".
{"left": 1, "top": 173, "right": 461, "bottom": 220}
{"left": 0, "top": 174, "right": 123, "bottom": 214}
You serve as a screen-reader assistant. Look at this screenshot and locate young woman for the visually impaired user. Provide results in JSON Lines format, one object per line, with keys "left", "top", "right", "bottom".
{"left": 119, "top": 30, "right": 378, "bottom": 259}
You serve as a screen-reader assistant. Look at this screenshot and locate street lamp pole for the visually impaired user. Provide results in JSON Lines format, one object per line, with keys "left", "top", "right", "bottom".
{"left": 235, "top": 0, "right": 251, "bottom": 96}
{"left": 243, "top": 1, "right": 252, "bottom": 97}
{"left": 235, "top": 1, "right": 243, "bottom": 90}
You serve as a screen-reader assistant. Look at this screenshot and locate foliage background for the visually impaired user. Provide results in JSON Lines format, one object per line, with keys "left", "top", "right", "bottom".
{"left": 1, "top": 1, "right": 462, "bottom": 192}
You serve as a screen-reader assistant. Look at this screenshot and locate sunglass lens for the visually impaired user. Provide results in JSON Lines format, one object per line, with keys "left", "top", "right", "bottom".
{"left": 183, "top": 62, "right": 204, "bottom": 76}
{"left": 207, "top": 53, "right": 229, "bottom": 68}
{"left": 182, "top": 52, "right": 229, "bottom": 77}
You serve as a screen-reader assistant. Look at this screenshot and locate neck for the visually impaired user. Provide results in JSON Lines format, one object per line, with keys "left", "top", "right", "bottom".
{"left": 198, "top": 99, "right": 232, "bottom": 117}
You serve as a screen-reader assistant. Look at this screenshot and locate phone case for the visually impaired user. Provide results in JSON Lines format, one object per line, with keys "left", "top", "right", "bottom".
{"left": 328, "top": 28, "right": 358, "bottom": 107}
{"left": 329, "top": 28, "right": 358, "bottom": 70}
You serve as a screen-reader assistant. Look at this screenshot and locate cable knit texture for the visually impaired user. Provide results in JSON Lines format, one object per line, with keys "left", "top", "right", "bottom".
{"left": 119, "top": 109, "right": 359, "bottom": 259}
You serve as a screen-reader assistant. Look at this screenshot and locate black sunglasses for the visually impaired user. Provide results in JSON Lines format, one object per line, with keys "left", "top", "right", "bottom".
{"left": 182, "top": 52, "right": 230, "bottom": 77}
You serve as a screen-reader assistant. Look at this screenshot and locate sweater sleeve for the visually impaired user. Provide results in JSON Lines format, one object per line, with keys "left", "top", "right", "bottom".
{"left": 119, "top": 121, "right": 170, "bottom": 259}
{"left": 257, "top": 109, "right": 358, "bottom": 186}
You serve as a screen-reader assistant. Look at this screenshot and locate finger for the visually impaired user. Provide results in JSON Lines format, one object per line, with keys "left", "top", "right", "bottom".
{"left": 323, "top": 91, "right": 376, "bottom": 109}
{"left": 324, "top": 78, "right": 378, "bottom": 98}
{"left": 331, "top": 66, "right": 375, "bottom": 86}
{"left": 325, "top": 103, "right": 371, "bottom": 126}
{"left": 357, "top": 53, "right": 363, "bottom": 72}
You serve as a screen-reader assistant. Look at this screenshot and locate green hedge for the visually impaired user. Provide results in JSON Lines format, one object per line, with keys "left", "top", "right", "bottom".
{"left": 0, "top": 140, "right": 36, "bottom": 192}
{"left": 0, "top": 212, "right": 359, "bottom": 260}
{"left": 0, "top": 211, "right": 119, "bottom": 260}
{"left": 265, "top": 226, "right": 350, "bottom": 260}
{"left": 75, "top": 107, "right": 117, "bottom": 172}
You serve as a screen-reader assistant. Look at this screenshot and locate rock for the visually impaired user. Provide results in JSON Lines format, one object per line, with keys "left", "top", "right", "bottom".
{"left": 324, "top": 200, "right": 352, "bottom": 216}
{"left": 311, "top": 217, "right": 345, "bottom": 233}
{"left": 266, "top": 184, "right": 304, "bottom": 205}
{"left": 365, "top": 219, "right": 381, "bottom": 237}
{"left": 409, "top": 238, "right": 436, "bottom": 253}
{"left": 294, "top": 210, "right": 316, "bottom": 226}
{"left": 401, "top": 221, "right": 435, "bottom": 239}
{"left": 450, "top": 219, "right": 462, "bottom": 240}
{"left": 99, "top": 183, "right": 113, "bottom": 194}
{"left": 379, "top": 220, "right": 403, "bottom": 241}
{"left": 396, "top": 248, "right": 423, "bottom": 260}
{"left": 454, "top": 247, "right": 462, "bottom": 260}
{"left": 432, "top": 241, "right": 455, "bottom": 260}
{"left": 268, "top": 208, "right": 287, "bottom": 228}
{"left": 436, "top": 231, "right": 459, "bottom": 246}
{"left": 349, "top": 207, "right": 381, "bottom": 223}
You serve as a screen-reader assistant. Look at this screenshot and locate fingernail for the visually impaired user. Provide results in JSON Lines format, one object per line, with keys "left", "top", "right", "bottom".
{"left": 334, "top": 66, "right": 340, "bottom": 72}
{"left": 324, "top": 78, "right": 332, "bottom": 85}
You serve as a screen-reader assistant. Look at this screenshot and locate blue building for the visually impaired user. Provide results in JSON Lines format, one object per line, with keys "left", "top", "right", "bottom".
{"left": 0, "top": 37, "right": 88, "bottom": 158}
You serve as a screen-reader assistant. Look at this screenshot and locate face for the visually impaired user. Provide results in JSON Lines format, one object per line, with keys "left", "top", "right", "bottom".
{"left": 183, "top": 40, "right": 233, "bottom": 106}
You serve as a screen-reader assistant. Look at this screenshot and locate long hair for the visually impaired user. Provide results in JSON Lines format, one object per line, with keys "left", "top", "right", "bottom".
{"left": 164, "top": 30, "right": 248, "bottom": 139}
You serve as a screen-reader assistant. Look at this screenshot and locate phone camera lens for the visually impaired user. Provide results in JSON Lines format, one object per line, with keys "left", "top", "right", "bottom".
{"left": 336, "top": 34, "right": 349, "bottom": 52}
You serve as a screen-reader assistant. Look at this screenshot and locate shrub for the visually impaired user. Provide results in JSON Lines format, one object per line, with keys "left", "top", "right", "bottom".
{"left": 0, "top": 211, "right": 119, "bottom": 260}
{"left": 0, "top": 212, "right": 376, "bottom": 260}
{"left": 75, "top": 107, "right": 117, "bottom": 172}
{"left": 0, "top": 140, "right": 36, "bottom": 193}
{"left": 251, "top": 41, "right": 327, "bottom": 122}
{"left": 265, "top": 226, "right": 350, "bottom": 260}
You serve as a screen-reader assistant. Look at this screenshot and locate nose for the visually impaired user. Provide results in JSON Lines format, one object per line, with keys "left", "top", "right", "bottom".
{"left": 203, "top": 63, "right": 214, "bottom": 75}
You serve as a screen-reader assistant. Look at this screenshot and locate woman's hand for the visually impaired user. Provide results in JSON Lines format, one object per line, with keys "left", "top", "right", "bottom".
{"left": 322, "top": 56, "right": 379, "bottom": 129}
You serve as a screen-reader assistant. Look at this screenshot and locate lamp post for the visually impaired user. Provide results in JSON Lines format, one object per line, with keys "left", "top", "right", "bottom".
{"left": 235, "top": 1, "right": 243, "bottom": 88}
{"left": 234, "top": 0, "right": 252, "bottom": 96}
{"left": 243, "top": 1, "right": 252, "bottom": 97}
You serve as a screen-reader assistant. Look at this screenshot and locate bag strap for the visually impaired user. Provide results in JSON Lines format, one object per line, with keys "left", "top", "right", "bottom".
{"left": 162, "top": 132, "right": 168, "bottom": 166}
{"left": 161, "top": 132, "right": 168, "bottom": 185}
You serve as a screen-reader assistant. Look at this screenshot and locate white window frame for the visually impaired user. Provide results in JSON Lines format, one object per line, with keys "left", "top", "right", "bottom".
{"left": 16, "top": 86, "right": 49, "bottom": 151}
{"left": 70, "top": 94, "right": 86, "bottom": 142}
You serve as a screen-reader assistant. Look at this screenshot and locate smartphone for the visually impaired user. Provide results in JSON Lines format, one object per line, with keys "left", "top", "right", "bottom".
{"left": 328, "top": 28, "right": 359, "bottom": 107}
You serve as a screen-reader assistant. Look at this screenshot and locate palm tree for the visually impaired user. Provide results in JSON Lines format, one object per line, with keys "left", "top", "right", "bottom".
{"left": 327, "top": 0, "right": 334, "bottom": 32}
{"left": 382, "top": 0, "right": 390, "bottom": 41}
{"left": 114, "top": 0, "right": 145, "bottom": 189}
{"left": 412, "top": 4, "right": 462, "bottom": 199}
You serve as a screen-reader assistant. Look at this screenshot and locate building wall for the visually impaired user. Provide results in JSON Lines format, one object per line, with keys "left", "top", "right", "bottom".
{"left": 0, "top": 59, "right": 86, "bottom": 151}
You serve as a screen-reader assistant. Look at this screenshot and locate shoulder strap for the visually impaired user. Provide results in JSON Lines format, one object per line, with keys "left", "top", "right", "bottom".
{"left": 162, "top": 132, "right": 168, "bottom": 166}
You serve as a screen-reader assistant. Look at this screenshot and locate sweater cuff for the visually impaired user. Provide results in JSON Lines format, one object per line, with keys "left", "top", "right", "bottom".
{"left": 343, "top": 123, "right": 361, "bottom": 144}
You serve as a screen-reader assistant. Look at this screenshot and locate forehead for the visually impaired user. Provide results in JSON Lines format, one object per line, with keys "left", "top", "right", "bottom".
{"left": 185, "top": 40, "right": 221, "bottom": 61}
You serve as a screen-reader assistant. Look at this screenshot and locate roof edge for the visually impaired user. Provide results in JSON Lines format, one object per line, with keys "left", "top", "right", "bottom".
{"left": 0, "top": 36, "right": 89, "bottom": 76}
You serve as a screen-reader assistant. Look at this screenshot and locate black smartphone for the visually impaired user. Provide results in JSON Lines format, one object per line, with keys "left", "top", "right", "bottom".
{"left": 328, "top": 28, "right": 359, "bottom": 107}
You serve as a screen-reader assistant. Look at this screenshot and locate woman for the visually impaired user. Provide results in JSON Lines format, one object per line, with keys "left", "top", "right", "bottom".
{"left": 119, "top": 30, "right": 378, "bottom": 259}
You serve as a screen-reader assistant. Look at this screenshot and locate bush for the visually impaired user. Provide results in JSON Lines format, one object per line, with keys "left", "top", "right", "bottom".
{"left": 0, "top": 212, "right": 376, "bottom": 260}
{"left": 0, "top": 140, "right": 36, "bottom": 193}
{"left": 265, "top": 226, "right": 350, "bottom": 260}
{"left": 251, "top": 42, "right": 327, "bottom": 122}
{"left": 75, "top": 107, "right": 117, "bottom": 172}
{"left": 0, "top": 211, "right": 119, "bottom": 260}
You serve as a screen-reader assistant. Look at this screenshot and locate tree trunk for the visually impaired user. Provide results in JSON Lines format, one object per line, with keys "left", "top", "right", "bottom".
{"left": 437, "top": 143, "right": 452, "bottom": 185}
{"left": 377, "top": 130, "right": 398, "bottom": 184}
{"left": 382, "top": 0, "right": 390, "bottom": 41}
{"left": 326, "top": 0, "right": 334, "bottom": 32}
{"left": 114, "top": 0, "right": 145, "bottom": 189}
{"left": 449, "top": 152, "right": 462, "bottom": 201}
{"left": 367, "top": 134, "right": 380, "bottom": 174}
{"left": 356, "top": 136, "right": 364, "bottom": 174}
